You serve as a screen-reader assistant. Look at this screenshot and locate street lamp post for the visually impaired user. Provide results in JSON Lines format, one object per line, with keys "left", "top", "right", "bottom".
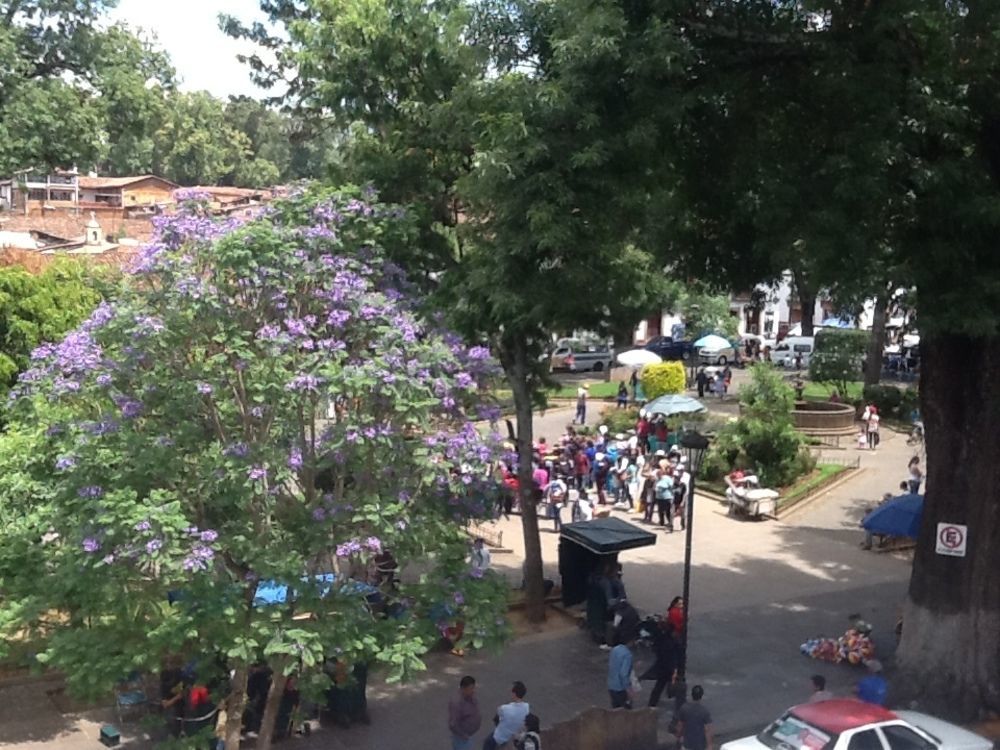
{"left": 679, "top": 429, "right": 711, "bottom": 678}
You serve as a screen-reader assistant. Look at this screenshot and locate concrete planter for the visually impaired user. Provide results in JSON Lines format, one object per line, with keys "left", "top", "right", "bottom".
{"left": 737, "top": 400, "right": 857, "bottom": 435}
{"left": 791, "top": 400, "right": 857, "bottom": 435}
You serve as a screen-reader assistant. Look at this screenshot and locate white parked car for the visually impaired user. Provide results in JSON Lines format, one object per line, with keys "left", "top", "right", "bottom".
{"left": 699, "top": 341, "right": 737, "bottom": 365}
{"left": 771, "top": 336, "right": 815, "bottom": 368}
{"left": 721, "top": 699, "right": 992, "bottom": 750}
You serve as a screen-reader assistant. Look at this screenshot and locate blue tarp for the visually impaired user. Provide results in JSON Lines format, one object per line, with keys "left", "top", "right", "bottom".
{"left": 253, "top": 574, "right": 379, "bottom": 606}
{"left": 862, "top": 493, "right": 923, "bottom": 539}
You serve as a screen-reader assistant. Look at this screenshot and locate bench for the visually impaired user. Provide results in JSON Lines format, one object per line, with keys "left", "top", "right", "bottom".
{"left": 466, "top": 521, "right": 503, "bottom": 549}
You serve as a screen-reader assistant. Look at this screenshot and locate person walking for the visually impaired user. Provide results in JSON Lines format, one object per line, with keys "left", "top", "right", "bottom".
{"left": 641, "top": 621, "right": 680, "bottom": 708}
{"left": 907, "top": 456, "right": 923, "bottom": 494}
{"left": 575, "top": 384, "right": 588, "bottom": 425}
{"left": 483, "top": 681, "right": 529, "bottom": 750}
{"left": 677, "top": 685, "right": 713, "bottom": 750}
{"left": 616, "top": 381, "right": 629, "bottom": 409}
{"left": 695, "top": 367, "right": 708, "bottom": 398}
{"left": 448, "top": 676, "right": 482, "bottom": 750}
{"left": 607, "top": 634, "right": 636, "bottom": 709}
{"left": 809, "top": 674, "right": 834, "bottom": 703}
{"left": 862, "top": 404, "right": 881, "bottom": 450}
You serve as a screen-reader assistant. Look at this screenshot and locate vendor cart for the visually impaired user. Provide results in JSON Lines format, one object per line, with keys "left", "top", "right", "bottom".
{"left": 725, "top": 476, "right": 779, "bottom": 520}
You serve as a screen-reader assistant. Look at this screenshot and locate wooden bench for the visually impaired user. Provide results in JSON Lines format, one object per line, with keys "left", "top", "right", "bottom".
{"left": 467, "top": 521, "right": 504, "bottom": 549}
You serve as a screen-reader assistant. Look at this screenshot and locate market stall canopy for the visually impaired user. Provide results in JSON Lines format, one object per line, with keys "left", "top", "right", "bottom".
{"left": 560, "top": 516, "right": 657, "bottom": 554}
{"left": 644, "top": 393, "right": 707, "bottom": 417}
{"left": 862, "top": 493, "right": 923, "bottom": 539}
{"left": 693, "top": 333, "right": 731, "bottom": 349}
{"left": 617, "top": 348, "right": 662, "bottom": 367}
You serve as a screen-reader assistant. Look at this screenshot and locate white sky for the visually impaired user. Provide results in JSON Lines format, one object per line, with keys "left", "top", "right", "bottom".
{"left": 109, "top": 0, "right": 274, "bottom": 99}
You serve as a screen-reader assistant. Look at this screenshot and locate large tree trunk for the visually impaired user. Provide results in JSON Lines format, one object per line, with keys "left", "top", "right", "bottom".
{"left": 864, "top": 295, "right": 888, "bottom": 386}
{"left": 223, "top": 664, "right": 249, "bottom": 750}
{"left": 793, "top": 270, "right": 817, "bottom": 337}
{"left": 896, "top": 334, "right": 1000, "bottom": 720}
{"left": 256, "top": 658, "right": 291, "bottom": 750}
{"left": 507, "top": 338, "right": 546, "bottom": 623}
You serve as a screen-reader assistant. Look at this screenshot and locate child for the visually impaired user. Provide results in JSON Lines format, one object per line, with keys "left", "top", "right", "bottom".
{"left": 521, "top": 713, "right": 542, "bottom": 750}
{"left": 857, "top": 431, "right": 867, "bottom": 450}
{"left": 616, "top": 381, "right": 629, "bottom": 409}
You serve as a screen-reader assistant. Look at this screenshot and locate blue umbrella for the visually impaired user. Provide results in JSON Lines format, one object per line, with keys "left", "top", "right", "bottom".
{"left": 862, "top": 493, "right": 923, "bottom": 539}
{"left": 644, "top": 394, "right": 707, "bottom": 417}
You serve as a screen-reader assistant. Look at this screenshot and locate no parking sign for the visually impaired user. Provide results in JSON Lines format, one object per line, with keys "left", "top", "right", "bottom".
{"left": 935, "top": 523, "right": 967, "bottom": 557}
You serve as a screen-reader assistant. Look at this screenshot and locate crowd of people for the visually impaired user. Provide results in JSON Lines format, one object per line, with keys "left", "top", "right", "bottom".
{"left": 497, "top": 418, "right": 693, "bottom": 535}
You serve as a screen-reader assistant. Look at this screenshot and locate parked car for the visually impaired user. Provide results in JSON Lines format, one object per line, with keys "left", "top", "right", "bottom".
{"left": 698, "top": 340, "right": 738, "bottom": 365}
{"left": 644, "top": 335, "right": 695, "bottom": 362}
{"left": 771, "top": 336, "right": 815, "bottom": 368}
{"left": 721, "top": 700, "right": 992, "bottom": 750}
{"left": 550, "top": 342, "right": 614, "bottom": 372}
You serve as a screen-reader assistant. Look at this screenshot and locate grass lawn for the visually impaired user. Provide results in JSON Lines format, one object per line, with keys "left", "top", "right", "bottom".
{"left": 802, "top": 381, "right": 864, "bottom": 400}
{"left": 548, "top": 381, "right": 620, "bottom": 399}
{"left": 779, "top": 463, "right": 848, "bottom": 506}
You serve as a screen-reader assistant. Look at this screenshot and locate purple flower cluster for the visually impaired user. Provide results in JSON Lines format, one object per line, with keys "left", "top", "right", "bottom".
{"left": 196, "top": 382, "right": 213, "bottom": 395}
{"left": 285, "top": 374, "right": 323, "bottom": 393}
{"left": 183, "top": 544, "right": 215, "bottom": 572}
{"left": 248, "top": 465, "right": 268, "bottom": 482}
{"left": 119, "top": 399, "right": 144, "bottom": 419}
{"left": 335, "top": 536, "right": 382, "bottom": 557}
{"left": 78, "top": 485, "right": 104, "bottom": 499}
{"left": 82, "top": 537, "right": 100, "bottom": 553}
{"left": 55, "top": 455, "right": 76, "bottom": 471}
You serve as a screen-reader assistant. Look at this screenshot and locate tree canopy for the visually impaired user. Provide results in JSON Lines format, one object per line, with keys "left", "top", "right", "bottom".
{"left": 0, "top": 188, "right": 509, "bottom": 749}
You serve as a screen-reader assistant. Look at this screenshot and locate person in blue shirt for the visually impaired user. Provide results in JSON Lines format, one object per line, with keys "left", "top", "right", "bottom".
{"left": 607, "top": 635, "right": 636, "bottom": 709}
{"left": 856, "top": 660, "right": 888, "bottom": 706}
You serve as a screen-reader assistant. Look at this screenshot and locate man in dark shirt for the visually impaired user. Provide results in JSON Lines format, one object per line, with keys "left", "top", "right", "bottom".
{"left": 677, "top": 684, "right": 713, "bottom": 750}
{"left": 447, "top": 675, "right": 482, "bottom": 750}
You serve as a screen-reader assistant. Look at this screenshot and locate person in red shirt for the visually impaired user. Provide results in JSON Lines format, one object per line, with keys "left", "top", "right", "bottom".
{"left": 636, "top": 415, "right": 651, "bottom": 453}
{"left": 666, "top": 596, "right": 685, "bottom": 635}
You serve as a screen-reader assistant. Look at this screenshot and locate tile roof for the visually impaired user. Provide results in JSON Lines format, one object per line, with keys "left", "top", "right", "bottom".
{"left": 78, "top": 175, "right": 178, "bottom": 190}
{"left": 0, "top": 213, "right": 155, "bottom": 242}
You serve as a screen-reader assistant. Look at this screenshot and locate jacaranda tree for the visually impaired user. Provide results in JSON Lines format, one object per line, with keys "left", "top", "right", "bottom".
{"left": 0, "top": 187, "right": 509, "bottom": 749}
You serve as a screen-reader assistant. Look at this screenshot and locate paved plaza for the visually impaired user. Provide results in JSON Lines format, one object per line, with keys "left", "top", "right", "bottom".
{"left": 0, "top": 402, "right": 920, "bottom": 750}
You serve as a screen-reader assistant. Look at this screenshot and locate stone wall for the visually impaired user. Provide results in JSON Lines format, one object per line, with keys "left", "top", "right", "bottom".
{"left": 542, "top": 706, "right": 660, "bottom": 750}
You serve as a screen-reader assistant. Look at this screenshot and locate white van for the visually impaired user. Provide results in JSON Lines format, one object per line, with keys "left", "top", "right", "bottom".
{"left": 771, "top": 336, "right": 815, "bottom": 368}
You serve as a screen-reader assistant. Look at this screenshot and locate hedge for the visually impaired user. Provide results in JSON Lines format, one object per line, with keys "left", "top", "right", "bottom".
{"left": 641, "top": 361, "right": 686, "bottom": 399}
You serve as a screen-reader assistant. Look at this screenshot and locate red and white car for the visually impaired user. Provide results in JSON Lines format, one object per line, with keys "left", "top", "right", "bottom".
{"left": 721, "top": 699, "right": 992, "bottom": 750}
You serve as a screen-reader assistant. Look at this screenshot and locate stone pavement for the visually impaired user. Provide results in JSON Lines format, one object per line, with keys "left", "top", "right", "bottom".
{"left": 0, "top": 407, "right": 919, "bottom": 750}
